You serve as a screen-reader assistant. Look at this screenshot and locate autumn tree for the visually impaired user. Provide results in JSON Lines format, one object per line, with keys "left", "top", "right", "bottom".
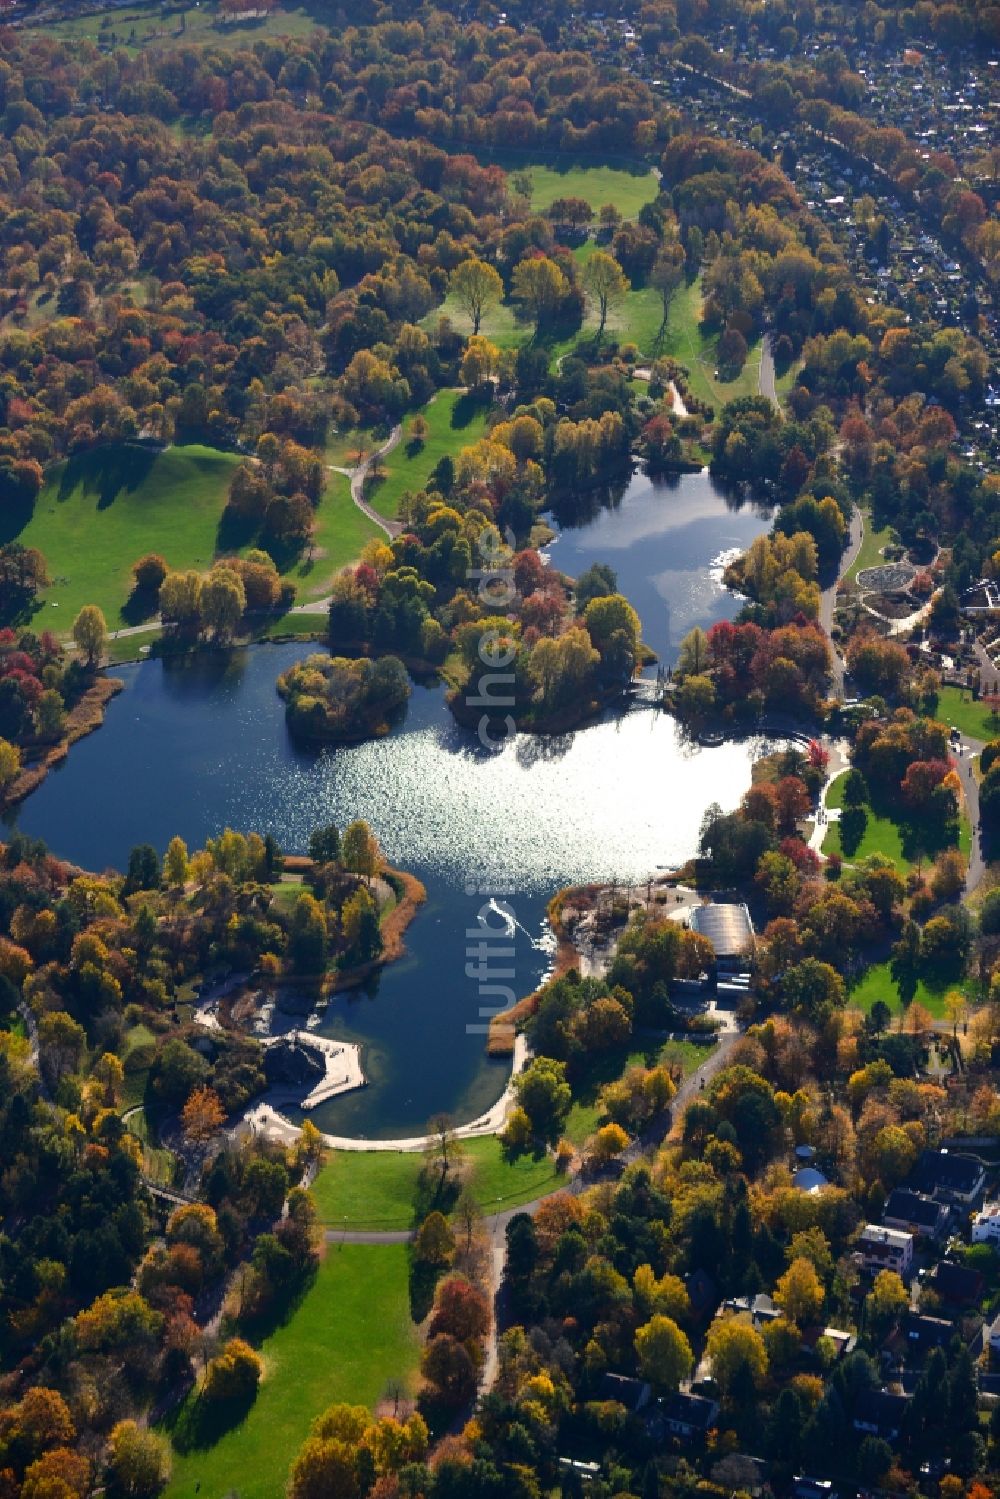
{"left": 582, "top": 250, "right": 630, "bottom": 340}
{"left": 706, "top": 1317, "right": 769, "bottom": 1402}
{"left": 163, "top": 836, "right": 189, "bottom": 886}
{"left": 513, "top": 1056, "right": 572, "bottom": 1145}
{"left": 651, "top": 245, "right": 684, "bottom": 333}
{"left": 450, "top": 258, "right": 504, "bottom": 336}
{"left": 181, "top": 1085, "right": 226, "bottom": 1143}
{"left": 512, "top": 256, "right": 569, "bottom": 333}
{"left": 72, "top": 604, "right": 107, "bottom": 667}
{"left": 414, "top": 1211, "right": 455, "bottom": 1268}
{"left": 106, "top": 1420, "right": 171, "bottom": 1499}
{"left": 865, "top": 1268, "right": 908, "bottom": 1334}
{"left": 202, "top": 1338, "right": 262, "bottom": 1404}
{"left": 634, "top": 1314, "right": 693, "bottom": 1391}
{"left": 0, "top": 737, "right": 20, "bottom": 789}
{"left": 773, "top": 1257, "right": 824, "bottom": 1326}
{"left": 200, "top": 569, "right": 246, "bottom": 641}
{"left": 341, "top": 819, "right": 379, "bottom": 877}
{"left": 132, "top": 554, "right": 168, "bottom": 595}
{"left": 428, "top": 1275, "right": 491, "bottom": 1344}
{"left": 420, "top": 1333, "right": 477, "bottom": 1409}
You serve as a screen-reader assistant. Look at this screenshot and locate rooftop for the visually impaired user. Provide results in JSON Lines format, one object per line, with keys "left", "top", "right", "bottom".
{"left": 690, "top": 902, "right": 754, "bottom": 958}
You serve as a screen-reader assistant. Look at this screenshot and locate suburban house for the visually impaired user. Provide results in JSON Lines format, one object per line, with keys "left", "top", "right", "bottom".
{"left": 904, "top": 1312, "right": 959, "bottom": 1358}
{"left": 853, "top": 1389, "right": 910, "bottom": 1442}
{"left": 986, "top": 1312, "right": 1000, "bottom": 1359}
{"left": 597, "top": 1374, "right": 651, "bottom": 1414}
{"left": 856, "top": 1224, "right": 915, "bottom": 1277}
{"left": 912, "top": 1150, "right": 986, "bottom": 1206}
{"left": 721, "top": 1293, "right": 782, "bottom": 1328}
{"left": 927, "top": 1260, "right": 985, "bottom": 1307}
{"left": 883, "top": 1188, "right": 950, "bottom": 1241}
{"left": 972, "top": 1201, "right": 1000, "bottom": 1246}
{"left": 794, "top": 1478, "right": 838, "bottom": 1499}
{"left": 660, "top": 1391, "right": 720, "bottom": 1440}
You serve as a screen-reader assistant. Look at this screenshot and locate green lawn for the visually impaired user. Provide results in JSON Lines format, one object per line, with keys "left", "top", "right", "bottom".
{"left": 847, "top": 509, "right": 895, "bottom": 583}
{"left": 564, "top": 1035, "right": 713, "bottom": 1145}
{"left": 164, "top": 1245, "right": 418, "bottom": 1499}
{"left": 425, "top": 290, "right": 525, "bottom": 349}
{"left": 822, "top": 771, "right": 970, "bottom": 871}
{"left": 14, "top": 444, "right": 240, "bottom": 630}
{"left": 9, "top": 444, "right": 377, "bottom": 633}
{"left": 936, "top": 686, "right": 1000, "bottom": 744}
{"left": 324, "top": 425, "right": 380, "bottom": 468}
{"left": 34, "top": 0, "right": 325, "bottom": 51}
{"left": 847, "top": 960, "right": 973, "bottom": 1020}
{"left": 365, "top": 390, "right": 492, "bottom": 521}
{"left": 646, "top": 275, "right": 762, "bottom": 410}
{"left": 505, "top": 161, "right": 660, "bottom": 219}
{"left": 426, "top": 268, "right": 761, "bottom": 405}
{"left": 296, "top": 470, "right": 381, "bottom": 598}
{"left": 312, "top": 1134, "right": 561, "bottom": 1231}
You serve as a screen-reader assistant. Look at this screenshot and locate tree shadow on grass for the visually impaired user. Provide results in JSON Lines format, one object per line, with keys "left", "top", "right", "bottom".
{"left": 164, "top": 1384, "right": 258, "bottom": 1455}
{"left": 413, "top": 1161, "right": 461, "bottom": 1225}
{"left": 0, "top": 491, "right": 36, "bottom": 548}
{"left": 450, "top": 387, "right": 493, "bottom": 431}
{"left": 57, "top": 444, "right": 158, "bottom": 511}
{"left": 215, "top": 505, "right": 257, "bottom": 557}
{"left": 237, "top": 1263, "right": 318, "bottom": 1345}
{"left": 121, "top": 584, "right": 159, "bottom": 627}
{"left": 408, "top": 1256, "right": 440, "bottom": 1323}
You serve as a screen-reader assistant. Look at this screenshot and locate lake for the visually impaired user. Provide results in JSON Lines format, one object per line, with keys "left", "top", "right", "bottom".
{"left": 9, "top": 468, "right": 774, "bottom": 1136}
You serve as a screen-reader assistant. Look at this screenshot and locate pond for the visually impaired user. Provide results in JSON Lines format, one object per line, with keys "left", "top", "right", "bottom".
{"left": 8, "top": 469, "right": 774, "bottom": 1137}
{"left": 545, "top": 466, "right": 772, "bottom": 667}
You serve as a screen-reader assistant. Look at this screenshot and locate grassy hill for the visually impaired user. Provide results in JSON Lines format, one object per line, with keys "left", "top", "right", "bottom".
{"left": 364, "top": 390, "right": 491, "bottom": 521}
{"left": 163, "top": 1245, "right": 418, "bottom": 1499}
{"left": 8, "top": 444, "right": 383, "bottom": 632}
{"left": 512, "top": 160, "right": 660, "bottom": 219}
{"left": 12, "top": 444, "right": 240, "bottom": 631}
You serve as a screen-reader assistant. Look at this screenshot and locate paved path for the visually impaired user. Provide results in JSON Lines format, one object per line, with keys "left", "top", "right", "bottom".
{"left": 759, "top": 334, "right": 778, "bottom": 407}
{"left": 335, "top": 422, "right": 405, "bottom": 542}
{"left": 246, "top": 1033, "right": 530, "bottom": 1152}
{"left": 316, "top": 1028, "right": 740, "bottom": 1401}
{"left": 956, "top": 732, "right": 986, "bottom": 894}
{"left": 819, "top": 509, "right": 864, "bottom": 700}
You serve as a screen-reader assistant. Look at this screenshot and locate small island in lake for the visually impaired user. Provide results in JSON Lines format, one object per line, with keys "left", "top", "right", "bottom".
{"left": 276, "top": 652, "right": 410, "bottom": 742}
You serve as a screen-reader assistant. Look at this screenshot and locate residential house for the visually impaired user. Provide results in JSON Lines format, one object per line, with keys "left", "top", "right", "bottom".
{"left": 597, "top": 1374, "right": 651, "bottom": 1413}
{"left": 903, "top": 1312, "right": 957, "bottom": 1358}
{"left": 912, "top": 1150, "right": 986, "bottom": 1206}
{"left": 721, "top": 1292, "right": 782, "bottom": 1328}
{"left": 927, "top": 1260, "right": 984, "bottom": 1307}
{"left": 853, "top": 1389, "right": 910, "bottom": 1442}
{"left": 883, "top": 1188, "right": 949, "bottom": 1241}
{"left": 856, "top": 1224, "right": 915, "bottom": 1277}
{"left": 660, "top": 1391, "right": 720, "bottom": 1441}
{"left": 794, "top": 1479, "right": 838, "bottom": 1499}
{"left": 972, "top": 1201, "right": 1000, "bottom": 1246}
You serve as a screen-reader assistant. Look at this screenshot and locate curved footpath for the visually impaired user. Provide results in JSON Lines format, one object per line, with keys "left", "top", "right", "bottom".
{"left": 820, "top": 508, "right": 864, "bottom": 700}
{"left": 244, "top": 1032, "right": 530, "bottom": 1152}
{"left": 759, "top": 333, "right": 778, "bottom": 408}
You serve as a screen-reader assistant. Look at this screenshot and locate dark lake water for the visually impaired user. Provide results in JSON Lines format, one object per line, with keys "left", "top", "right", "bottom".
{"left": 8, "top": 469, "right": 773, "bottom": 1137}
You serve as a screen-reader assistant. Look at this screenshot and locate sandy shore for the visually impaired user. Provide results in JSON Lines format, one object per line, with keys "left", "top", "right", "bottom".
{"left": 243, "top": 1032, "right": 529, "bottom": 1152}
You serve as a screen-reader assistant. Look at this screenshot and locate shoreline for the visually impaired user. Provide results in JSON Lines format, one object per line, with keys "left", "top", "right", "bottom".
{"left": 242, "top": 1032, "right": 530, "bottom": 1152}
{"left": 1, "top": 675, "right": 124, "bottom": 810}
